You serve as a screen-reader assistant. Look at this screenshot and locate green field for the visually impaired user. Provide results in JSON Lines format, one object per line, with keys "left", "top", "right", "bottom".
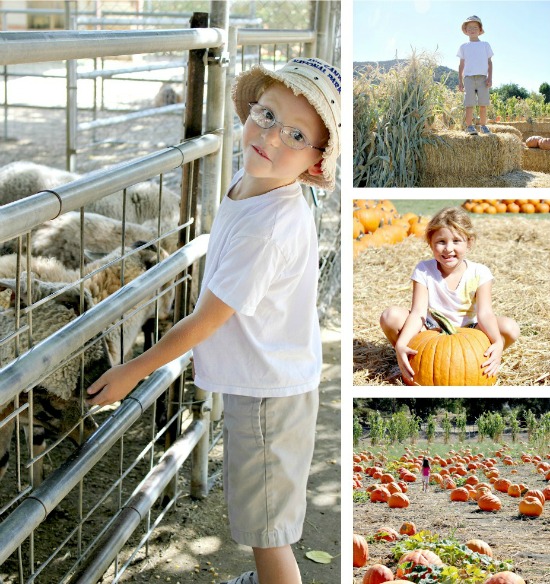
{"left": 392, "top": 199, "right": 550, "bottom": 220}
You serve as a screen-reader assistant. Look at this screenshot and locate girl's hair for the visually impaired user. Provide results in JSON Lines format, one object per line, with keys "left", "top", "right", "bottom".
{"left": 425, "top": 207, "right": 476, "bottom": 245}
{"left": 422, "top": 457, "right": 430, "bottom": 467}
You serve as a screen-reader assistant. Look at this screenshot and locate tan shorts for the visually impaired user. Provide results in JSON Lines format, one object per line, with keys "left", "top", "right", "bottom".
{"left": 464, "top": 75, "right": 490, "bottom": 107}
{"left": 223, "top": 390, "right": 318, "bottom": 548}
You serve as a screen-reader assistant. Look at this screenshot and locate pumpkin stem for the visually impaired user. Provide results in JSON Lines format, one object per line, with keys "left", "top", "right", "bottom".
{"left": 429, "top": 309, "right": 457, "bottom": 335}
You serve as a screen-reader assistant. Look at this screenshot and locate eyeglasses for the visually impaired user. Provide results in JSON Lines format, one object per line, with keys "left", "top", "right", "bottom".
{"left": 248, "top": 102, "right": 325, "bottom": 152}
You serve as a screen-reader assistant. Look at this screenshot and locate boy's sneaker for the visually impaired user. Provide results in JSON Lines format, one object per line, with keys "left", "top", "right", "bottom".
{"left": 466, "top": 125, "right": 478, "bottom": 135}
{"left": 479, "top": 125, "right": 491, "bottom": 134}
{"left": 221, "top": 571, "right": 258, "bottom": 584}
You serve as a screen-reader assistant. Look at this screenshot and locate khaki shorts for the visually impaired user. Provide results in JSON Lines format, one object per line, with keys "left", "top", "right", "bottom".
{"left": 464, "top": 75, "right": 490, "bottom": 107}
{"left": 223, "top": 390, "right": 318, "bottom": 548}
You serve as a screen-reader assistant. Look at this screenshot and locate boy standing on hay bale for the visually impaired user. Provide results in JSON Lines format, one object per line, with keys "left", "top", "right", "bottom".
{"left": 380, "top": 207, "right": 519, "bottom": 385}
{"left": 457, "top": 15, "right": 493, "bottom": 136}
{"left": 87, "top": 57, "right": 340, "bottom": 584}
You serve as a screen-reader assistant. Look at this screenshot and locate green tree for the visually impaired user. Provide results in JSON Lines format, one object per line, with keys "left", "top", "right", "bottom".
{"left": 353, "top": 415, "right": 363, "bottom": 447}
{"left": 368, "top": 411, "right": 385, "bottom": 446}
{"left": 539, "top": 82, "right": 550, "bottom": 104}
{"left": 508, "top": 411, "right": 520, "bottom": 443}
{"left": 426, "top": 414, "right": 436, "bottom": 444}
{"left": 442, "top": 412, "right": 452, "bottom": 444}
{"left": 456, "top": 410, "right": 467, "bottom": 442}
{"left": 493, "top": 83, "right": 530, "bottom": 100}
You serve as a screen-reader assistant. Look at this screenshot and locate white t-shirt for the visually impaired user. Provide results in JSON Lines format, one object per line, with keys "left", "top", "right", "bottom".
{"left": 411, "top": 259, "right": 493, "bottom": 327}
{"left": 457, "top": 41, "right": 494, "bottom": 77}
{"left": 193, "top": 169, "right": 322, "bottom": 397}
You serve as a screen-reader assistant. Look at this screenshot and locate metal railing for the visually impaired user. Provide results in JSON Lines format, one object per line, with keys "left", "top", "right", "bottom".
{"left": 0, "top": 15, "right": 225, "bottom": 582}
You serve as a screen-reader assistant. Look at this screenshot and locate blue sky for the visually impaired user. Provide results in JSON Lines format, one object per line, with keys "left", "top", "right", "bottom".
{"left": 353, "top": 0, "right": 550, "bottom": 93}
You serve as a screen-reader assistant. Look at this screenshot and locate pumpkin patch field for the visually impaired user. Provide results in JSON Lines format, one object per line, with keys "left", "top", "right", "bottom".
{"left": 353, "top": 200, "right": 550, "bottom": 386}
{"left": 353, "top": 430, "right": 550, "bottom": 582}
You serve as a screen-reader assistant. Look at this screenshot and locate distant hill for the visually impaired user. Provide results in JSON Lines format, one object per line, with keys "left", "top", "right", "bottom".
{"left": 354, "top": 59, "right": 459, "bottom": 90}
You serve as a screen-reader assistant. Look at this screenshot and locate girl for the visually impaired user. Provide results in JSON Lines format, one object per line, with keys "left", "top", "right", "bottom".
{"left": 422, "top": 458, "right": 431, "bottom": 492}
{"left": 380, "top": 207, "right": 519, "bottom": 385}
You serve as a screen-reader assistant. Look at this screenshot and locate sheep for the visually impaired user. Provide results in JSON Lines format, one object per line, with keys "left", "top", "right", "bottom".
{"left": 28, "top": 211, "right": 175, "bottom": 269}
{"left": 153, "top": 83, "right": 182, "bottom": 107}
{"left": 0, "top": 161, "right": 79, "bottom": 206}
{"left": 0, "top": 161, "right": 181, "bottom": 227}
{"left": 0, "top": 242, "right": 175, "bottom": 484}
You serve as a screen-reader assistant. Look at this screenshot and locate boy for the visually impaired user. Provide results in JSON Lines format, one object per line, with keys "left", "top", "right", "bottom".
{"left": 87, "top": 57, "right": 341, "bottom": 584}
{"left": 457, "top": 15, "right": 493, "bottom": 136}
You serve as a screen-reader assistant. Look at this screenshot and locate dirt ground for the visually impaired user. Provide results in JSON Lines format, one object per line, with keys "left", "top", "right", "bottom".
{"left": 0, "top": 66, "right": 342, "bottom": 583}
{"left": 353, "top": 438, "right": 550, "bottom": 584}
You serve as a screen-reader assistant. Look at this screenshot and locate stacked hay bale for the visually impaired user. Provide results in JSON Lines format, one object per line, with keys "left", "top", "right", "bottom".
{"left": 522, "top": 135, "right": 550, "bottom": 173}
{"left": 418, "top": 131, "right": 523, "bottom": 187}
{"left": 496, "top": 120, "right": 550, "bottom": 140}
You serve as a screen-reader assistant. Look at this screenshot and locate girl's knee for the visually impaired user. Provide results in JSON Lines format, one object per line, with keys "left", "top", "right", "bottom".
{"left": 500, "top": 317, "right": 520, "bottom": 345}
{"left": 380, "top": 306, "right": 405, "bottom": 328}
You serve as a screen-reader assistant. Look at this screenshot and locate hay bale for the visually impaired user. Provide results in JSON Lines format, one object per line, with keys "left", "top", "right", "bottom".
{"left": 418, "top": 169, "right": 550, "bottom": 188}
{"left": 419, "top": 130, "right": 522, "bottom": 187}
{"left": 522, "top": 147, "right": 550, "bottom": 173}
{"left": 354, "top": 216, "right": 550, "bottom": 386}
{"left": 487, "top": 124, "right": 522, "bottom": 139}
{"left": 496, "top": 121, "right": 550, "bottom": 140}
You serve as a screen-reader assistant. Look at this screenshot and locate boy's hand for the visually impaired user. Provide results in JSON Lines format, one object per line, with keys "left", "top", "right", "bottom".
{"left": 481, "top": 341, "right": 503, "bottom": 378}
{"left": 86, "top": 363, "right": 141, "bottom": 407}
{"left": 395, "top": 343, "right": 418, "bottom": 385}
{"left": 458, "top": 81, "right": 464, "bottom": 92}
{"left": 485, "top": 77, "right": 492, "bottom": 88}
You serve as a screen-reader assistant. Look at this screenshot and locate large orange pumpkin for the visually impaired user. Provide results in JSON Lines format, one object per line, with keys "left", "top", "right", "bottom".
{"left": 405, "top": 310, "right": 496, "bottom": 386}
{"left": 450, "top": 487, "right": 469, "bottom": 502}
{"left": 374, "top": 526, "right": 399, "bottom": 542}
{"left": 466, "top": 538, "right": 493, "bottom": 557}
{"left": 478, "top": 492, "right": 502, "bottom": 511}
{"left": 362, "top": 564, "right": 394, "bottom": 584}
{"left": 399, "top": 521, "right": 416, "bottom": 536}
{"left": 388, "top": 492, "right": 410, "bottom": 508}
{"left": 518, "top": 496, "right": 543, "bottom": 517}
{"left": 353, "top": 533, "right": 369, "bottom": 567}
{"left": 483, "top": 571, "right": 526, "bottom": 584}
{"left": 396, "top": 549, "right": 443, "bottom": 578}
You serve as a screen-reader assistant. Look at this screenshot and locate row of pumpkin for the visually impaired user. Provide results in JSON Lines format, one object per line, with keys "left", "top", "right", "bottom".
{"left": 462, "top": 199, "right": 550, "bottom": 214}
{"left": 353, "top": 199, "right": 429, "bottom": 257}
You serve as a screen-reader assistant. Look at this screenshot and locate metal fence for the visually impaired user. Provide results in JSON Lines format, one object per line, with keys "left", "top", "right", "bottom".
{"left": 0, "top": 2, "right": 340, "bottom": 583}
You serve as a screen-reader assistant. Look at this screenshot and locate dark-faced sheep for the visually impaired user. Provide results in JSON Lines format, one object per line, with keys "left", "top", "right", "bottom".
{"left": 0, "top": 242, "right": 174, "bottom": 485}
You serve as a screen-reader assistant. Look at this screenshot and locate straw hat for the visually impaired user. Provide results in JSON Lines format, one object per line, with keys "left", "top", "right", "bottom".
{"left": 462, "top": 15, "right": 484, "bottom": 35}
{"left": 231, "top": 57, "right": 341, "bottom": 191}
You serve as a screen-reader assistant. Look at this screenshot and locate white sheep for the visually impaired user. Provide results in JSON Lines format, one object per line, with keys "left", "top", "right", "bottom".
{"left": 0, "top": 161, "right": 79, "bottom": 206}
{"left": 28, "top": 211, "right": 176, "bottom": 269}
{"left": 0, "top": 243, "right": 175, "bottom": 484}
{"left": 0, "top": 161, "right": 181, "bottom": 228}
{"left": 153, "top": 83, "right": 182, "bottom": 107}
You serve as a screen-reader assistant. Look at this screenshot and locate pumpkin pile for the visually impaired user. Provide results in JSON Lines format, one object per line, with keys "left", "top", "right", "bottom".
{"left": 353, "top": 199, "right": 430, "bottom": 257}
{"left": 462, "top": 199, "right": 550, "bottom": 214}
{"left": 525, "top": 135, "right": 550, "bottom": 150}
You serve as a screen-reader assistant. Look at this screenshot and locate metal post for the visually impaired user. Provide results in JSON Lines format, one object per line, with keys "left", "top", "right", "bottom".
{"left": 66, "top": 1, "right": 78, "bottom": 171}
{"left": 313, "top": 0, "right": 330, "bottom": 61}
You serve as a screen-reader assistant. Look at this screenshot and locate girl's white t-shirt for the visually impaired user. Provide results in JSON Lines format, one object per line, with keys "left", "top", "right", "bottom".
{"left": 411, "top": 259, "right": 493, "bottom": 327}
{"left": 457, "top": 41, "right": 494, "bottom": 77}
{"left": 192, "top": 169, "right": 322, "bottom": 397}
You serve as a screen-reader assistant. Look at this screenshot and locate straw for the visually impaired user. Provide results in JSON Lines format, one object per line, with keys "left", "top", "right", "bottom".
{"left": 353, "top": 215, "right": 550, "bottom": 386}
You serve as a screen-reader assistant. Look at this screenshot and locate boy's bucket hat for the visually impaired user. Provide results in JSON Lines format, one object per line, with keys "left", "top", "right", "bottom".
{"left": 232, "top": 57, "right": 341, "bottom": 191}
{"left": 462, "top": 15, "right": 484, "bottom": 35}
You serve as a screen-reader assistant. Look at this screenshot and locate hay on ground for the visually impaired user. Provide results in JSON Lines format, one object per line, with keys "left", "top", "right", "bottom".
{"left": 522, "top": 147, "right": 550, "bottom": 173}
{"left": 495, "top": 120, "right": 550, "bottom": 140}
{"left": 419, "top": 130, "right": 522, "bottom": 187}
{"left": 353, "top": 216, "right": 550, "bottom": 386}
